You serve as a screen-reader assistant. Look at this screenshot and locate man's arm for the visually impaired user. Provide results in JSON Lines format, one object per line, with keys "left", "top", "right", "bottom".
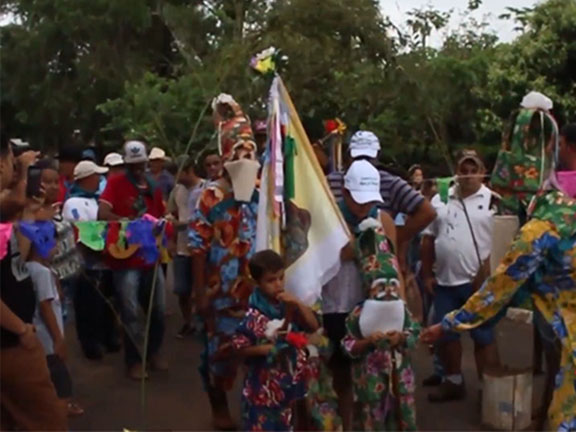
{"left": 98, "top": 201, "right": 120, "bottom": 221}
{"left": 422, "top": 220, "right": 553, "bottom": 344}
{"left": 0, "top": 151, "right": 38, "bottom": 221}
{"left": 397, "top": 199, "right": 436, "bottom": 245}
{"left": 0, "top": 300, "right": 28, "bottom": 335}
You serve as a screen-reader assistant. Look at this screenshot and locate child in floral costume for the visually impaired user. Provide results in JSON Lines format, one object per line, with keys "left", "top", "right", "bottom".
{"left": 339, "top": 161, "right": 420, "bottom": 431}
{"left": 231, "top": 250, "right": 320, "bottom": 431}
{"left": 342, "top": 213, "right": 420, "bottom": 431}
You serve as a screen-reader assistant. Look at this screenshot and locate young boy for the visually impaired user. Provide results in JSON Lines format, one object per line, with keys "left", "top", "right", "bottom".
{"left": 27, "top": 257, "right": 84, "bottom": 417}
{"left": 231, "top": 250, "right": 320, "bottom": 431}
{"left": 339, "top": 160, "right": 419, "bottom": 431}
{"left": 167, "top": 156, "right": 206, "bottom": 338}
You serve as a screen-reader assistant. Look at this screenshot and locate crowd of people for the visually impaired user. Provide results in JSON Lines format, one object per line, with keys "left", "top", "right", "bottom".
{"left": 1, "top": 93, "right": 575, "bottom": 432}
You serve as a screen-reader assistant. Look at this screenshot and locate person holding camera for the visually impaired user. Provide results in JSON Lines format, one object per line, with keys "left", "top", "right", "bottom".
{"left": 0, "top": 134, "right": 67, "bottom": 431}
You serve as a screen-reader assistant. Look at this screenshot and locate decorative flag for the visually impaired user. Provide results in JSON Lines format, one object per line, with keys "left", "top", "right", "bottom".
{"left": 126, "top": 219, "right": 159, "bottom": 264}
{"left": 19, "top": 221, "right": 56, "bottom": 259}
{"left": 437, "top": 177, "right": 452, "bottom": 204}
{"left": 76, "top": 221, "right": 107, "bottom": 251}
{"left": 257, "top": 76, "right": 350, "bottom": 305}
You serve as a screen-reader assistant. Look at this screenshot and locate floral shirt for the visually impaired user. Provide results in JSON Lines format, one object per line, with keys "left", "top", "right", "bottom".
{"left": 188, "top": 181, "right": 258, "bottom": 311}
{"left": 342, "top": 215, "right": 420, "bottom": 430}
{"left": 442, "top": 190, "right": 576, "bottom": 432}
{"left": 232, "top": 307, "right": 308, "bottom": 408}
{"left": 342, "top": 304, "right": 420, "bottom": 431}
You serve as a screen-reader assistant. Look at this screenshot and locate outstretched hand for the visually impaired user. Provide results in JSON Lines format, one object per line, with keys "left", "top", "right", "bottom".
{"left": 420, "top": 324, "right": 443, "bottom": 344}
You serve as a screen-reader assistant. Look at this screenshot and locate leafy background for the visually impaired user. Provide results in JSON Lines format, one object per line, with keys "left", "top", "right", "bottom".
{"left": 1, "top": 0, "right": 575, "bottom": 175}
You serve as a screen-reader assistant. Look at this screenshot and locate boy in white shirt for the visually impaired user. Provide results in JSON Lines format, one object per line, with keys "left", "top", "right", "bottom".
{"left": 27, "top": 258, "right": 84, "bottom": 417}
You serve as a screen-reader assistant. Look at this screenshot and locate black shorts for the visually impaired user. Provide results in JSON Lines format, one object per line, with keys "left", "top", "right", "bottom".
{"left": 46, "top": 355, "right": 72, "bottom": 399}
{"left": 323, "top": 313, "right": 351, "bottom": 367}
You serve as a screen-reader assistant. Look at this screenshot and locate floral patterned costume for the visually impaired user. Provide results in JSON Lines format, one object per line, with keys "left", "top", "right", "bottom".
{"left": 441, "top": 190, "right": 576, "bottom": 431}
{"left": 189, "top": 180, "right": 258, "bottom": 390}
{"left": 231, "top": 289, "right": 308, "bottom": 431}
{"left": 342, "top": 217, "right": 420, "bottom": 431}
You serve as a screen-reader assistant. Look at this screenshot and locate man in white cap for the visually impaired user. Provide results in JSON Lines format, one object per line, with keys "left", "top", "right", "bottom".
{"left": 62, "top": 161, "right": 108, "bottom": 221}
{"left": 327, "top": 131, "right": 436, "bottom": 246}
{"left": 103, "top": 152, "right": 125, "bottom": 178}
{"left": 148, "top": 147, "right": 174, "bottom": 201}
{"left": 62, "top": 161, "right": 120, "bottom": 361}
{"left": 99, "top": 140, "right": 167, "bottom": 380}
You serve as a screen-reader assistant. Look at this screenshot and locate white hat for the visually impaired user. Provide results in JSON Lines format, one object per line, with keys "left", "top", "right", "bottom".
{"left": 349, "top": 131, "right": 380, "bottom": 159}
{"left": 103, "top": 152, "right": 124, "bottom": 167}
{"left": 149, "top": 147, "right": 167, "bottom": 161}
{"left": 74, "top": 161, "right": 108, "bottom": 181}
{"left": 344, "top": 160, "right": 383, "bottom": 204}
{"left": 123, "top": 141, "right": 148, "bottom": 164}
{"left": 521, "top": 91, "right": 553, "bottom": 111}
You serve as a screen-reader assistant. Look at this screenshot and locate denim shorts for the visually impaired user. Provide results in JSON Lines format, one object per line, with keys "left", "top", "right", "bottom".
{"left": 434, "top": 283, "right": 495, "bottom": 346}
{"left": 173, "top": 255, "right": 192, "bottom": 296}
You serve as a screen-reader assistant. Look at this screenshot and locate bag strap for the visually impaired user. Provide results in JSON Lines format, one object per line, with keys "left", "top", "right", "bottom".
{"left": 456, "top": 189, "right": 483, "bottom": 270}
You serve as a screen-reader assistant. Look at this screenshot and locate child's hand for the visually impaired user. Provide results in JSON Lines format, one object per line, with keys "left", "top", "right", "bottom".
{"left": 276, "top": 292, "right": 300, "bottom": 307}
{"left": 368, "top": 331, "right": 387, "bottom": 345}
{"left": 54, "top": 338, "right": 68, "bottom": 361}
{"left": 386, "top": 331, "right": 405, "bottom": 347}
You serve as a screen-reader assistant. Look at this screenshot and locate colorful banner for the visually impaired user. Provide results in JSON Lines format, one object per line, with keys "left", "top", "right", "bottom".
{"left": 9, "top": 217, "right": 172, "bottom": 266}
{"left": 256, "top": 76, "right": 350, "bottom": 305}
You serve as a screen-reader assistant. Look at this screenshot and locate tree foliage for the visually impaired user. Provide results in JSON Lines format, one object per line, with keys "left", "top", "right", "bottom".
{"left": 1, "top": 0, "right": 575, "bottom": 171}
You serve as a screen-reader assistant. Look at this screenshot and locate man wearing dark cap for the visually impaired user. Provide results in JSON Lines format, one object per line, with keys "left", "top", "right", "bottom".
{"left": 420, "top": 150, "right": 499, "bottom": 402}
{"left": 56, "top": 146, "right": 83, "bottom": 204}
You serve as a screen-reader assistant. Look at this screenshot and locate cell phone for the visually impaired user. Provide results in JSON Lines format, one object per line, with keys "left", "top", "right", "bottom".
{"left": 26, "top": 166, "right": 43, "bottom": 198}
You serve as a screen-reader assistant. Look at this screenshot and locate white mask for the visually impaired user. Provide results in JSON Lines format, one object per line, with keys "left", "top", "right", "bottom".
{"left": 224, "top": 159, "right": 261, "bottom": 201}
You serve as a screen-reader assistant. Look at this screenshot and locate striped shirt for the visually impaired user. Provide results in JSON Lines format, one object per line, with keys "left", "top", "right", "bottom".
{"left": 326, "top": 169, "right": 424, "bottom": 217}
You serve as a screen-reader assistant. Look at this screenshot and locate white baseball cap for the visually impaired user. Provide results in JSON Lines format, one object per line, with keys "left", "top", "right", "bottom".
{"left": 344, "top": 160, "right": 383, "bottom": 204}
{"left": 103, "top": 152, "right": 124, "bottom": 167}
{"left": 123, "top": 141, "right": 148, "bottom": 164}
{"left": 149, "top": 147, "right": 167, "bottom": 161}
{"left": 349, "top": 131, "right": 380, "bottom": 159}
{"left": 74, "top": 161, "right": 108, "bottom": 181}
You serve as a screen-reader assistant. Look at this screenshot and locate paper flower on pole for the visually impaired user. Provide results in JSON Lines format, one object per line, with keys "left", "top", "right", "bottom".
{"left": 250, "top": 47, "right": 287, "bottom": 75}
{"left": 324, "top": 118, "right": 347, "bottom": 135}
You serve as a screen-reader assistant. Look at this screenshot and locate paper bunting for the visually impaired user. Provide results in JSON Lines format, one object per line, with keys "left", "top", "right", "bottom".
{"left": 437, "top": 177, "right": 453, "bottom": 204}
{"left": 10, "top": 218, "right": 171, "bottom": 266}
{"left": 19, "top": 221, "right": 57, "bottom": 259}
{"left": 126, "top": 220, "right": 159, "bottom": 264}
{"left": 107, "top": 221, "right": 139, "bottom": 260}
{"left": 0, "top": 223, "right": 13, "bottom": 260}
{"left": 76, "top": 221, "right": 107, "bottom": 251}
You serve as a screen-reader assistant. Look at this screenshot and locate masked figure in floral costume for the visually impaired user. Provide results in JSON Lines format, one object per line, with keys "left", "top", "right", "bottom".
{"left": 340, "top": 160, "right": 420, "bottom": 431}
{"left": 422, "top": 123, "right": 576, "bottom": 432}
{"left": 189, "top": 94, "right": 260, "bottom": 430}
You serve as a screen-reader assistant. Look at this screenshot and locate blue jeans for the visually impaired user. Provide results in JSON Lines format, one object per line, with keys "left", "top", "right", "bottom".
{"left": 434, "top": 283, "right": 495, "bottom": 346}
{"left": 114, "top": 267, "right": 165, "bottom": 366}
